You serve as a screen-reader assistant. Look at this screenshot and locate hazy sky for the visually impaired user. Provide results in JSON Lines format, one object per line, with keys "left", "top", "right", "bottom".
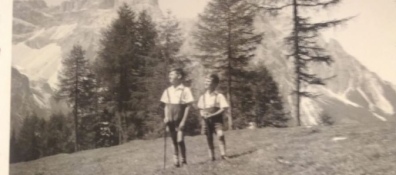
{"left": 321, "top": 0, "right": 396, "bottom": 84}
{"left": 158, "top": 0, "right": 396, "bottom": 84}
{"left": 23, "top": 0, "right": 396, "bottom": 84}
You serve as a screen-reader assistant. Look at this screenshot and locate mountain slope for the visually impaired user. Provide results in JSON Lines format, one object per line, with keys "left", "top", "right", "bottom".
{"left": 10, "top": 68, "right": 49, "bottom": 134}
{"left": 10, "top": 123, "right": 396, "bottom": 175}
{"left": 252, "top": 14, "right": 396, "bottom": 125}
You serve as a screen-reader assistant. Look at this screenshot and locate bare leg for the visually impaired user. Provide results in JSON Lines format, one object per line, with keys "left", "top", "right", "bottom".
{"left": 216, "top": 129, "right": 226, "bottom": 157}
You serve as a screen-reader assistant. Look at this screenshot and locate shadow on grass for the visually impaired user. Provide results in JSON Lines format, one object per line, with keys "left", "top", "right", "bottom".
{"left": 154, "top": 149, "right": 259, "bottom": 173}
{"left": 194, "top": 148, "right": 259, "bottom": 165}
{"left": 228, "top": 149, "right": 258, "bottom": 159}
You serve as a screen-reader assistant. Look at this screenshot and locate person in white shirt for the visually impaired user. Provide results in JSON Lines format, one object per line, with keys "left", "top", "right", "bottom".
{"left": 197, "top": 74, "right": 229, "bottom": 161}
{"left": 160, "top": 68, "right": 194, "bottom": 167}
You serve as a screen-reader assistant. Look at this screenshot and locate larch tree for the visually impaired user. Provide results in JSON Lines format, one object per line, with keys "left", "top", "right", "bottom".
{"left": 57, "top": 44, "right": 94, "bottom": 151}
{"left": 252, "top": 0, "right": 350, "bottom": 126}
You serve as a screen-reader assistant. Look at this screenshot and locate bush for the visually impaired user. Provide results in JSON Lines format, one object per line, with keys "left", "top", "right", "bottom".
{"left": 321, "top": 112, "right": 335, "bottom": 126}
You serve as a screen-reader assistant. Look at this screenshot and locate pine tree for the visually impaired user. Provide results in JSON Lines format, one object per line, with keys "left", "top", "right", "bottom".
{"left": 252, "top": 0, "right": 350, "bottom": 126}
{"left": 142, "top": 10, "right": 188, "bottom": 138}
{"left": 45, "top": 113, "right": 74, "bottom": 155}
{"left": 251, "top": 65, "right": 288, "bottom": 127}
{"left": 131, "top": 10, "right": 159, "bottom": 138}
{"left": 96, "top": 3, "right": 139, "bottom": 143}
{"left": 288, "top": 0, "right": 349, "bottom": 126}
{"left": 195, "top": 0, "right": 262, "bottom": 129}
{"left": 18, "top": 115, "right": 43, "bottom": 161}
{"left": 10, "top": 129, "right": 19, "bottom": 163}
{"left": 78, "top": 70, "right": 98, "bottom": 150}
{"left": 57, "top": 44, "right": 94, "bottom": 151}
{"left": 158, "top": 10, "right": 184, "bottom": 69}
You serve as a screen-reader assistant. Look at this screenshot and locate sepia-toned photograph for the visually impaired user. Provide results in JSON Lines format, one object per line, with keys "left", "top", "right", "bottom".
{"left": 3, "top": 0, "right": 396, "bottom": 174}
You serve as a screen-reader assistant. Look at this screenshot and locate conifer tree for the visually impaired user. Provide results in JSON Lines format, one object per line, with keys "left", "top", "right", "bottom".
{"left": 96, "top": 3, "right": 139, "bottom": 143}
{"left": 250, "top": 65, "right": 288, "bottom": 127}
{"left": 158, "top": 10, "right": 184, "bottom": 69}
{"left": 288, "top": 0, "right": 349, "bottom": 126}
{"left": 142, "top": 10, "right": 187, "bottom": 138}
{"left": 125, "top": 10, "right": 159, "bottom": 139}
{"left": 57, "top": 44, "right": 94, "bottom": 151}
{"left": 10, "top": 129, "right": 19, "bottom": 163}
{"left": 195, "top": 0, "right": 262, "bottom": 129}
{"left": 252, "top": 0, "right": 350, "bottom": 125}
{"left": 18, "top": 115, "right": 44, "bottom": 161}
{"left": 45, "top": 113, "right": 74, "bottom": 155}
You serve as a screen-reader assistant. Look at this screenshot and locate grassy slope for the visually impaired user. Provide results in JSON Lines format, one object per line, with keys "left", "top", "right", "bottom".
{"left": 10, "top": 122, "right": 396, "bottom": 175}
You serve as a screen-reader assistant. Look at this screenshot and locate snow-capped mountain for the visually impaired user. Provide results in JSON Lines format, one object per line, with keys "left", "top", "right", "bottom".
{"left": 11, "top": 0, "right": 396, "bottom": 131}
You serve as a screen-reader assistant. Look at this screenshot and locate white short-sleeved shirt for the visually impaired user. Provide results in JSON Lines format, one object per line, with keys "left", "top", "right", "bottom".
{"left": 197, "top": 91, "right": 229, "bottom": 109}
{"left": 160, "top": 84, "right": 194, "bottom": 104}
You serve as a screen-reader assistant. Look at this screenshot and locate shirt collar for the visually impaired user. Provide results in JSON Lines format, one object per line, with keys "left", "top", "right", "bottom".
{"left": 172, "top": 84, "right": 185, "bottom": 90}
{"left": 206, "top": 90, "right": 218, "bottom": 95}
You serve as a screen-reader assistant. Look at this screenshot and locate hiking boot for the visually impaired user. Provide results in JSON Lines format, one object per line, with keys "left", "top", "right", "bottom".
{"left": 173, "top": 155, "right": 180, "bottom": 168}
{"left": 221, "top": 155, "right": 230, "bottom": 160}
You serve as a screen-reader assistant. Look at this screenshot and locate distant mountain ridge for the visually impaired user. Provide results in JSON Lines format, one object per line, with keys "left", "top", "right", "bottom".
{"left": 11, "top": 0, "right": 396, "bottom": 131}
{"left": 253, "top": 13, "right": 396, "bottom": 125}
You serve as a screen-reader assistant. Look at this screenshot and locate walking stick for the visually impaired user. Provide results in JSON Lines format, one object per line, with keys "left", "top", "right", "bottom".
{"left": 163, "top": 123, "right": 167, "bottom": 170}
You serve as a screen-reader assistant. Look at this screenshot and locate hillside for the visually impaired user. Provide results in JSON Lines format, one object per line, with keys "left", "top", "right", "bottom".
{"left": 10, "top": 122, "right": 396, "bottom": 175}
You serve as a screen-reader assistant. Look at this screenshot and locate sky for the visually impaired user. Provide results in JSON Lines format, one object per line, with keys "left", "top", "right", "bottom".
{"left": 40, "top": 0, "right": 396, "bottom": 84}
{"left": 158, "top": 0, "right": 396, "bottom": 84}
{"left": 321, "top": 0, "right": 396, "bottom": 84}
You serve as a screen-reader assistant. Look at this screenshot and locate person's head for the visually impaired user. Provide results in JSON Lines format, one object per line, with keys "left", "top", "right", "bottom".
{"left": 169, "top": 68, "right": 185, "bottom": 85}
{"left": 103, "top": 109, "right": 109, "bottom": 114}
{"left": 204, "top": 74, "right": 220, "bottom": 91}
{"left": 102, "top": 109, "right": 110, "bottom": 121}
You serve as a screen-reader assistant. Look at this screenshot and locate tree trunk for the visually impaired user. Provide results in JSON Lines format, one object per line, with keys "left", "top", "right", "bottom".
{"left": 227, "top": 10, "right": 233, "bottom": 130}
{"left": 292, "top": 0, "right": 301, "bottom": 126}
{"left": 74, "top": 53, "right": 79, "bottom": 151}
{"left": 115, "top": 111, "right": 123, "bottom": 144}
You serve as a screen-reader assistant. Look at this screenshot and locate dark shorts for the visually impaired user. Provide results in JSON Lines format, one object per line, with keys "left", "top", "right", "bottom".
{"left": 201, "top": 114, "right": 223, "bottom": 135}
{"left": 167, "top": 120, "right": 183, "bottom": 132}
{"left": 166, "top": 103, "right": 187, "bottom": 132}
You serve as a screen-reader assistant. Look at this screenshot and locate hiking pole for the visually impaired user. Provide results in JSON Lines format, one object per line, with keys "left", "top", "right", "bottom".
{"left": 163, "top": 123, "right": 167, "bottom": 170}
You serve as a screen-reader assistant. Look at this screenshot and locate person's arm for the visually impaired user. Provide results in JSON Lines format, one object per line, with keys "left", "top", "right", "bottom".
{"left": 200, "top": 110, "right": 207, "bottom": 117}
{"left": 179, "top": 88, "right": 194, "bottom": 129}
{"left": 164, "top": 105, "right": 169, "bottom": 124}
{"left": 205, "top": 93, "right": 229, "bottom": 119}
{"left": 205, "top": 108, "right": 226, "bottom": 118}
{"left": 197, "top": 95, "right": 206, "bottom": 118}
{"left": 179, "top": 103, "right": 191, "bottom": 129}
{"left": 160, "top": 89, "right": 169, "bottom": 124}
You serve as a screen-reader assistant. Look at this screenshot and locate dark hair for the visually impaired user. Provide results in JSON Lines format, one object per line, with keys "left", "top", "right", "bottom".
{"left": 102, "top": 109, "right": 110, "bottom": 121}
{"left": 169, "top": 67, "right": 185, "bottom": 79}
{"left": 208, "top": 74, "right": 220, "bottom": 86}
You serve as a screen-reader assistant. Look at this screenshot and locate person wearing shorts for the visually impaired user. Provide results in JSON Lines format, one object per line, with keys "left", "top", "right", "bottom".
{"left": 197, "top": 74, "right": 229, "bottom": 161}
{"left": 160, "top": 68, "right": 194, "bottom": 167}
